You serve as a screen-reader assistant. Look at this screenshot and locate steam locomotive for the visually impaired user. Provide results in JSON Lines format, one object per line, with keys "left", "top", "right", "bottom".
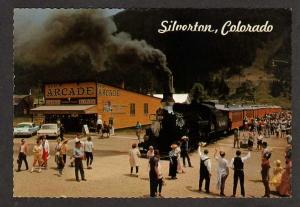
{"left": 139, "top": 75, "right": 282, "bottom": 155}
{"left": 139, "top": 94, "right": 282, "bottom": 155}
{"left": 139, "top": 99, "right": 230, "bottom": 155}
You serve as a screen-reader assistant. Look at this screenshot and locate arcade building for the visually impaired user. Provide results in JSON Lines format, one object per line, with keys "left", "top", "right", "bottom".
{"left": 31, "top": 82, "right": 162, "bottom": 132}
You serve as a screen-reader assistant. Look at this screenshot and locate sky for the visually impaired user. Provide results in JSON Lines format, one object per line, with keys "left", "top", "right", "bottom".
{"left": 14, "top": 8, "right": 123, "bottom": 21}
{"left": 13, "top": 8, "right": 124, "bottom": 48}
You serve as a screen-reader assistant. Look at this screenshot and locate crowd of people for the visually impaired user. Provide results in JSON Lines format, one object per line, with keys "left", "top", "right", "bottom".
{"left": 16, "top": 134, "right": 94, "bottom": 182}
{"left": 15, "top": 111, "right": 292, "bottom": 198}
{"left": 126, "top": 111, "right": 292, "bottom": 198}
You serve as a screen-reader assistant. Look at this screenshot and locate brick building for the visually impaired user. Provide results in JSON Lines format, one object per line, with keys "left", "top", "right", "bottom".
{"left": 31, "top": 82, "right": 161, "bottom": 132}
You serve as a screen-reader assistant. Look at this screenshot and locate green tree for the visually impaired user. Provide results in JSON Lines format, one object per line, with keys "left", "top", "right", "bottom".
{"left": 188, "top": 82, "right": 209, "bottom": 104}
{"left": 234, "top": 80, "right": 256, "bottom": 102}
{"left": 270, "top": 80, "right": 283, "bottom": 97}
{"left": 218, "top": 77, "right": 230, "bottom": 100}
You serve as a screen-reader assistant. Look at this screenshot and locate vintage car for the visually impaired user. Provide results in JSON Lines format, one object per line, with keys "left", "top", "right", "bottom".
{"left": 37, "top": 123, "right": 60, "bottom": 139}
{"left": 14, "top": 122, "right": 40, "bottom": 137}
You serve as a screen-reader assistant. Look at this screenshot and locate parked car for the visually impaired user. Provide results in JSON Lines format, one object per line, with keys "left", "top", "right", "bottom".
{"left": 14, "top": 122, "right": 40, "bottom": 137}
{"left": 37, "top": 123, "right": 60, "bottom": 139}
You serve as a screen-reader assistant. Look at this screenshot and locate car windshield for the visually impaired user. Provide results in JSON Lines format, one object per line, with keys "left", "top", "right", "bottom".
{"left": 41, "top": 125, "right": 56, "bottom": 130}
{"left": 16, "top": 124, "right": 31, "bottom": 128}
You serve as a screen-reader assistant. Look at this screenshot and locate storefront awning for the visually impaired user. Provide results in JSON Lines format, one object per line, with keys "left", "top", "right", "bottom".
{"left": 31, "top": 105, "right": 97, "bottom": 114}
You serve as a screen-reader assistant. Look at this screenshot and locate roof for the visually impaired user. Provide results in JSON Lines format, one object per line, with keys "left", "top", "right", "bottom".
{"left": 16, "top": 122, "right": 34, "bottom": 125}
{"left": 14, "top": 95, "right": 30, "bottom": 99}
{"left": 153, "top": 94, "right": 188, "bottom": 103}
{"left": 13, "top": 95, "right": 31, "bottom": 106}
{"left": 43, "top": 81, "right": 162, "bottom": 101}
{"left": 31, "top": 105, "right": 96, "bottom": 113}
{"left": 215, "top": 104, "right": 282, "bottom": 111}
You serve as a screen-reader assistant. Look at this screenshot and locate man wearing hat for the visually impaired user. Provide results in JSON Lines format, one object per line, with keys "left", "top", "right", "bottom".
{"left": 180, "top": 136, "right": 193, "bottom": 168}
{"left": 16, "top": 139, "right": 28, "bottom": 172}
{"left": 198, "top": 144, "right": 212, "bottom": 193}
{"left": 261, "top": 151, "right": 271, "bottom": 197}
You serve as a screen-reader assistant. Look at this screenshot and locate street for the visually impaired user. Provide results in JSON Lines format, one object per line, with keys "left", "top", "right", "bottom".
{"left": 13, "top": 130, "right": 288, "bottom": 198}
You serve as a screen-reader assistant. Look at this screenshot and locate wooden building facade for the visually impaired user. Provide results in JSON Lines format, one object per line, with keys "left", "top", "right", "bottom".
{"left": 31, "top": 82, "right": 161, "bottom": 132}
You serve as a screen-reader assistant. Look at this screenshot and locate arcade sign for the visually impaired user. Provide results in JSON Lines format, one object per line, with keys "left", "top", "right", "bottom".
{"left": 45, "top": 82, "right": 97, "bottom": 99}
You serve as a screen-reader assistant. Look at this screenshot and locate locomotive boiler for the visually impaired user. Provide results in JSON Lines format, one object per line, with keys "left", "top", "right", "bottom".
{"left": 139, "top": 75, "right": 230, "bottom": 155}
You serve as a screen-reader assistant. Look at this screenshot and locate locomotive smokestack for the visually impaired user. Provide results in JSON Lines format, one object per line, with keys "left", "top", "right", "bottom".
{"left": 161, "top": 74, "right": 175, "bottom": 112}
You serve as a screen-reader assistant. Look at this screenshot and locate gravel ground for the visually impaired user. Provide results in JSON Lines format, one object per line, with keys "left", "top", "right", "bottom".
{"left": 13, "top": 131, "right": 290, "bottom": 198}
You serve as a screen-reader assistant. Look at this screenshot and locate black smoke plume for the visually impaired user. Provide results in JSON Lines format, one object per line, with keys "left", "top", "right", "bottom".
{"left": 15, "top": 10, "right": 173, "bottom": 93}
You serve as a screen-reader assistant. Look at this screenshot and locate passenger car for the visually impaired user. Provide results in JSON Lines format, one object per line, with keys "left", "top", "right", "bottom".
{"left": 14, "top": 122, "right": 40, "bottom": 137}
{"left": 37, "top": 123, "right": 60, "bottom": 139}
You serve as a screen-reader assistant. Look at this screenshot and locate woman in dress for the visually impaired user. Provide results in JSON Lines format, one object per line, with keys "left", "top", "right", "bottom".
{"left": 176, "top": 142, "right": 184, "bottom": 173}
{"left": 270, "top": 160, "right": 283, "bottom": 188}
{"left": 129, "top": 143, "right": 141, "bottom": 176}
{"left": 41, "top": 136, "right": 50, "bottom": 169}
{"left": 169, "top": 144, "right": 178, "bottom": 179}
{"left": 276, "top": 148, "right": 292, "bottom": 196}
{"left": 31, "top": 138, "right": 43, "bottom": 173}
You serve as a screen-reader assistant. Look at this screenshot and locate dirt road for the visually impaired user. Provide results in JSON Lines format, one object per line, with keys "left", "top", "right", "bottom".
{"left": 13, "top": 131, "right": 289, "bottom": 198}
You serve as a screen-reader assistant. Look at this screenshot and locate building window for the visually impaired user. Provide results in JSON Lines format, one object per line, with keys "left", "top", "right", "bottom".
{"left": 144, "top": 103, "right": 148, "bottom": 115}
{"left": 130, "top": 103, "right": 135, "bottom": 116}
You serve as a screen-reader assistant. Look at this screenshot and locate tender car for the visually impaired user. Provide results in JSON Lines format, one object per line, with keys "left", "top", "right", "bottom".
{"left": 37, "top": 123, "right": 60, "bottom": 139}
{"left": 14, "top": 122, "right": 40, "bottom": 137}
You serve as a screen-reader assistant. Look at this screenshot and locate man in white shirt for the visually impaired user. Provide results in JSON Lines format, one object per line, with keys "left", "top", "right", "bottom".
{"left": 97, "top": 117, "right": 103, "bottom": 134}
{"left": 17, "top": 139, "right": 29, "bottom": 172}
{"left": 84, "top": 136, "right": 94, "bottom": 169}
{"left": 198, "top": 144, "right": 212, "bottom": 193}
{"left": 230, "top": 150, "right": 251, "bottom": 197}
{"left": 214, "top": 148, "right": 229, "bottom": 196}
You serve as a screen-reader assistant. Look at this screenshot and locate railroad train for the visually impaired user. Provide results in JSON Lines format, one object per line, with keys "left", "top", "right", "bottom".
{"left": 139, "top": 96, "right": 282, "bottom": 155}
